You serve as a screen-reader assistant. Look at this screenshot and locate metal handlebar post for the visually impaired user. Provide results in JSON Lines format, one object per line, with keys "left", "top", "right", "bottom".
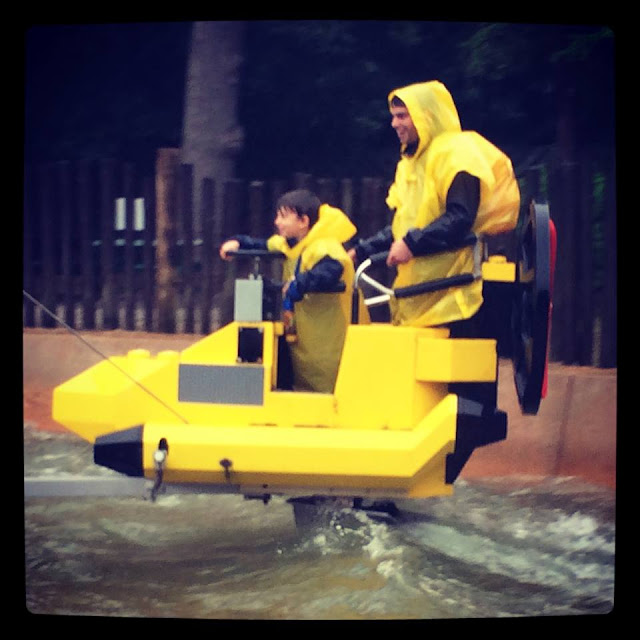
{"left": 226, "top": 249, "right": 286, "bottom": 279}
{"left": 352, "top": 253, "right": 394, "bottom": 324}
{"left": 351, "top": 234, "right": 485, "bottom": 324}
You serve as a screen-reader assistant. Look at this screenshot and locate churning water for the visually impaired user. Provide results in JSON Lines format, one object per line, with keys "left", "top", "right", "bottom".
{"left": 24, "top": 424, "right": 615, "bottom": 620}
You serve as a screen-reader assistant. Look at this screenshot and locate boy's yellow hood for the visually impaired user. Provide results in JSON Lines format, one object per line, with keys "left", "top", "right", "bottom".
{"left": 388, "top": 81, "right": 462, "bottom": 156}
{"left": 268, "top": 204, "right": 356, "bottom": 259}
{"left": 308, "top": 204, "right": 356, "bottom": 245}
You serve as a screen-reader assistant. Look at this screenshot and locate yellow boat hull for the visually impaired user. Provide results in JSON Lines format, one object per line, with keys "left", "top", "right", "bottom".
{"left": 53, "top": 321, "right": 505, "bottom": 499}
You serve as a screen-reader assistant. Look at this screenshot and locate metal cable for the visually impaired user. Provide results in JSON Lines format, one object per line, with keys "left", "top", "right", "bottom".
{"left": 23, "top": 289, "right": 189, "bottom": 424}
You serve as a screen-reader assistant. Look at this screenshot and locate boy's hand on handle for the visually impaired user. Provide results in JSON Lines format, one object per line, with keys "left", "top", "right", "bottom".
{"left": 219, "top": 239, "right": 240, "bottom": 260}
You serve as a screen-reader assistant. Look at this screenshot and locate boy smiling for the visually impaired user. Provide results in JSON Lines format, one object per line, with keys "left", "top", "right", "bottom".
{"left": 220, "top": 189, "right": 358, "bottom": 393}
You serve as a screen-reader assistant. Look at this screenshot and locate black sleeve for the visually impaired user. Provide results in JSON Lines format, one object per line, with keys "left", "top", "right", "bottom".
{"left": 353, "top": 225, "right": 394, "bottom": 261}
{"left": 232, "top": 235, "right": 269, "bottom": 251}
{"left": 403, "top": 171, "right": 480, "bottom": 257}
{"left": 295, "top": 256, "right": 344, "bottom": 297}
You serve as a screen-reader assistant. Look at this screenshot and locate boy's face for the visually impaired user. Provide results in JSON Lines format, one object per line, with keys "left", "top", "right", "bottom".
{"left": 275, "top": 206, "right": 309, "bottom": 240}
{"left": 390, "top": 105, "right": 418, "bottom": 146}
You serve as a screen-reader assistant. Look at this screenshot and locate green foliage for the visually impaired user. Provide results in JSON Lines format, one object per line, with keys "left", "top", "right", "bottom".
{"left": 238, "top": 20, "right": 614, "bottom": 179}
{"left": 25, "top": 21, "right": 615, "bottom": 180}
{"left": 24, "top": 22, "right": 192, "bottom": 168}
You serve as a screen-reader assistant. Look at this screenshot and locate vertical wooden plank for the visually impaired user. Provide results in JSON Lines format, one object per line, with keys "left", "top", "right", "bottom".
{"left": 248, "top": 180, "right": 281, "bottom": 284}
{"left": 518, "top": 167, "right": 542, "bottom": 263}
{"left": 39, "top": 164, "right": 56, "bottom": 328}
{"left": 293, "top": 172, "right": 313, "bottom": 192}
{"left": 23, "top": 164, "right": 35, "bottom": 327}
{"left": 547, "top": 159, "right": 563, "bottom": 362}
{"left": 218, "top": 179, "right": 245, "bottom": 326}
{"left": 57, "top": 162, "right": 74, "bottom": 326}
{"left": 180, "top": 163, "right": 195, "bottom": 334}
{"left": 210, "top": 177, "right": 226, "bottom": 313}
{"left": 200, "top": 177, "right": 215, "bottom": 334}
{"left": 548, "top": 156, "right": 579, "bottom": 364}
{"left": 340, "top": 178, "right": 354, "bottom": 223}
{"left": 360, "top": 177, "right": 387, "bottom": 238}
{"left": 100, "top": 158, "right": 117, "bottom": 329}
{"left": 123, "top": 162, "right": 136, "bottom": 330}
{"left": 270, "top": 179, "right": 287, "bottom": 232}
{"left": 358, "top": 177, "right": 372, "bottom": 238}
{"left": 576, "top": 155, "right": 594, "bottom": 365}
{"left": 600, "top": 154, "right": 617, "bottom": 368}
{"left": 565, "top": 161, "right": 580, "bottom": 365}
{"left": 142, "top": 176, "right": 155, "bottom": 332}
{"left": 77, "top": 159, "right": 96, "bottom": 330}
{"left": 155, "top": 149, "right": 179, "bottom": 334}
{"left": 248, "top": 180, "right": 266, "bottom": 238}
{"left": 221, "top": 179, "right": 245, "bottom": 239}
{"left": 271, "top": 179, "right": 287, "bottom": 207}
{"left": 520, "top": 166, "right": 541, "bottom": 209}
{"left": 315, "top": 177, "right": 337, "bottom": 207}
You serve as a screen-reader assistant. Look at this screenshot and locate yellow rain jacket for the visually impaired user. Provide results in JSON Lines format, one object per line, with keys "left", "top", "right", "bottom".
{"left": 387, "top": 81, "right": 520, "bottom": 327}
{"left": 266, "top": 204, "right": 357, "bottom": 393}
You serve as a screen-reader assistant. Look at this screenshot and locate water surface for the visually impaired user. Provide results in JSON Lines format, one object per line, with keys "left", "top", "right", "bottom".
{"left": 24, "top": 424, "right": 615, "bottom": 620}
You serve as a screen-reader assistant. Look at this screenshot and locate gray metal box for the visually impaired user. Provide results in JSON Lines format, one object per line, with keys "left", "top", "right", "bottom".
{"left": 234, "top": 278, "right": 263, "bottom": 322}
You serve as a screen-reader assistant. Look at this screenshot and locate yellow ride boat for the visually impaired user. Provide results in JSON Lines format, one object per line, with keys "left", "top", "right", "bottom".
{"left": 51, "top": 202, "right": 555, "bottom": 508}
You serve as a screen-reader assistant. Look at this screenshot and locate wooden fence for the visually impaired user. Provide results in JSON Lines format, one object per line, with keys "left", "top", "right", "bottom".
{"left": 23, "top": 147, "right": 616, "bottom": 367}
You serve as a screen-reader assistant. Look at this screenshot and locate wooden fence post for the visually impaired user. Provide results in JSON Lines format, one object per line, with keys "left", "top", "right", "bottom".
{"left": 99, "top": 159, "right": 117, "bottom": 329}
{"left": 575, "top": 154, "right": 595, "bottom": 365}
{"left": 77, "top": 159, "right": 96, "bottom": 330}
{"left": 200, "top": 177, "right": 215, "bottom": 334}
{"left": 155, "top": 149, "right": 179, "bottom": 333}
{"left": 360, "top": 177, "right": 387, "bottom": 238}
{"left": 39, "top": 164, "right": 56, "bottom": 328}
{"left": 217, "top": 179, "right": 245, "bottom": 326}
{"left": 340, "top": 178, "right": 354, "bottom": 223}
{"left": 601, "top": 153, "right": 617, "bottom": 367}
{"left": 142, "top": 176, "right": 155, "bottom": 332}
{"left": 123, "top": 162, "right": 136, "bottom": 330}
{"left": 23, "top": 164, "right": 35, "bottom": 327}
{"left": 210, "top": 177, "right": 226, "bottom": 320}
{"left": 248, "top": 180, "right": 267, "bottom": 238}
{"left": 58, "top": 162, "right": 74, "bottom": 326}
{"left": 549, "top": 157, "right": 579, "bottom": 364}
{"left": 179, "top": 163, "right": 195, "bottom": 333}
{"left": 315, "top": 177, "right": 338, "bottom": 207}
{"left": 293, "top": 173, "right": 313, "bottom": 191}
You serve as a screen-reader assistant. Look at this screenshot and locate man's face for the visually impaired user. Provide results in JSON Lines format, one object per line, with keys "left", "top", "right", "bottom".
{"left": 390, "top": 105, "right": 418, "bottom": 146}
{"left": 274, "top": 206, "right": 309, "bottom": 240}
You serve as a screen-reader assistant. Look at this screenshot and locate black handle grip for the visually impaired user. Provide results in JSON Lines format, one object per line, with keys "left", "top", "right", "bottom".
{"left": 226, "top": 249, "right": 285, "bottom": 259}
{"left": 367, "top": 251, "right": 390, "bottom": 265}
{"left": 393, "top": 273, "right": 475, "bottom": 299}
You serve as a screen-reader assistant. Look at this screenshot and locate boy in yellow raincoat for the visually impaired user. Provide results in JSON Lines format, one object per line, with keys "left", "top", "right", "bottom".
{"left": 350, "top": 80, "right": 520, "bottom": 330}
{"left": 220, "top": 189, "right": 358, "bottom": 393}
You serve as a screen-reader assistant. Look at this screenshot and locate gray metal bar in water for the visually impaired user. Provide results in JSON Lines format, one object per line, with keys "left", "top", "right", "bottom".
{"left": 24, "top": 476, "right": 242, "bottom": 499}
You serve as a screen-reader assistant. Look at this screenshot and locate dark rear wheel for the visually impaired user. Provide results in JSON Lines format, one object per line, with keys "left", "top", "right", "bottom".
{"left": 512, "top": 201, "right": 553, "bottom": 415}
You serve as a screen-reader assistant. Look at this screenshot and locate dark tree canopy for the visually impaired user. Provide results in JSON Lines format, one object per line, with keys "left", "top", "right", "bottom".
{"left": 24, "top": 20, "right": 615, "bottom": 179}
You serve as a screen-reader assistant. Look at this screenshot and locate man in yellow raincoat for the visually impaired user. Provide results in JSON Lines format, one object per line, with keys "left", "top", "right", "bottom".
{"left": 351, "top": 80, "right": 520, "bottom": 329}
{"left": 220, "top": 189, "right": 357, "bottom": 393}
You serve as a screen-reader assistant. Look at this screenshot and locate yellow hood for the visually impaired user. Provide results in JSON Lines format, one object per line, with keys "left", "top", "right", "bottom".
{"left": 267, "top": 204, "right": 356, "bottom": 261}
{"left": 388, "top": 81, "right": 462, "bottom": 156}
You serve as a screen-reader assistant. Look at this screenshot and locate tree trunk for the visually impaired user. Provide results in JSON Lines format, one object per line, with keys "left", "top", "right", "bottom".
{"left": 180, "top": 21, "right": 245, "bottom": 233}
